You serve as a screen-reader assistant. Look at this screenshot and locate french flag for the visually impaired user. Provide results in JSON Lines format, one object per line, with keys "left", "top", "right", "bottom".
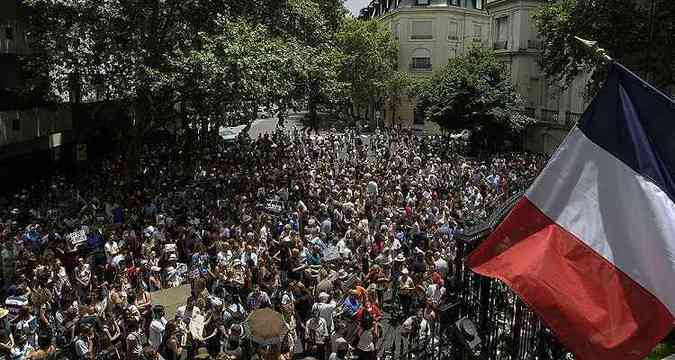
{"left": 468, "top": 64, "right": 675, "bottom": 360}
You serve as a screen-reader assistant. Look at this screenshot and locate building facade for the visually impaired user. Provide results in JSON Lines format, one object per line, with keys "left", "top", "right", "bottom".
{"left": 361, "top": 0, "right": 588, "bottom": 153}
{"left": 0, "top": 0, "right": 74, "bottom": 151}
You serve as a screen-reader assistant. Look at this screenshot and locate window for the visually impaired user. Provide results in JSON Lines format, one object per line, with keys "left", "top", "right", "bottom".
{"left": 448, "top": 21, "right": 458, "bottom": 40}
{"left": 416, "top": 0, "right": 430, "bottom": 5}
{"left": 529, "top": 78, "right": 541, "bottom": 105}
{"left": 12, "top": 118, "right": 20, "bottom": 131}
{"left": 411, "top": 48, "right": 432, "bottom": 71}
{"left": 5, "top": 25, "right": 13, "bottom": 40}
{"left": 447, "top": 0, "right": 459, "bottom": 5}
{"left": 502, "top": 61, "right": 511, "bottom": 74}
{"left": 473, "top": 24, "right": 482, "bottom": 42}
{"left": 496, "top": 16, "right": 508, "bottom": 41}
{"left": 471, "top": 0, "right": 483, "bottom": 9}
{"left": 414, "top": 107, "right": 425, "bottom": 125}
{"left": 411, "top": 21, "right": 432, "bottom": 40}
{"left": 393, "top": 23, "right": 400, "bottom": 40}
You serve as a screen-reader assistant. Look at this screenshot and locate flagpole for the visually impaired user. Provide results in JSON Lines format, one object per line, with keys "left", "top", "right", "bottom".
{"left": 574, "top": 36, "right": 674, "bottom": 102}
{"left": 573, "top": 36, "right": 613, "bottom": 62}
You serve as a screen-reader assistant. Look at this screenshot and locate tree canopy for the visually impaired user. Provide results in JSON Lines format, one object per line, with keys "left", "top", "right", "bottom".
{"left": 334, "top": 18, "right": 399, "bottom": 123}
{"left": 416, "top": 47, "right": 532, "bottom": 147}
{"left": 533, "top": 0, "right": 675, "bottom": 97}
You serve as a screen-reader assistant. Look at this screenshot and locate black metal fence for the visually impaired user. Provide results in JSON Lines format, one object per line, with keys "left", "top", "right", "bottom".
{"left": 405, "top": 190, "right": 571, "bottom": 359}
{"left": 436, "top": 238, "right": 570, "bottom": 360}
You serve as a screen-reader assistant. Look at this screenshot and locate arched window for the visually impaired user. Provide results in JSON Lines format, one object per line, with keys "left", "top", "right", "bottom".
{"left": 411, "top": 48, "right": 432, "bottom": 71}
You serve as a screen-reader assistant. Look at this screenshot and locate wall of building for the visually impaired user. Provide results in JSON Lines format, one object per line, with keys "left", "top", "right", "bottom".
{"left": 379, "top": 6, "right": 490, "bottom": 128}
{"left": 381, "top": 7, "right": 490, "bottom": 74}
{"left": 488, "top": 0, "right": 589, "bottom": 131}
{"left": 367, "top": 0, "right": 591, "bottom": 151}
{"left": 524, "top": 122, "right": 570, "bottom": 154}
{"left": 0, "top": 106, "right": 73, "bottom": 147}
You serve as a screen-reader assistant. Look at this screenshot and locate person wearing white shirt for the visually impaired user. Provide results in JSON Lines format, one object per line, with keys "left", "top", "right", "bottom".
{"left": 401, "top": 311, "right": 430, "bottom": 355}
{"left": 305, "top": 305, "right": 328, "bottom": 359}
{"left": 149, "top": 306, "right": 167, "bottom": 351}
{"left": 426, "top": 282, "right": 446, "bottom": 307}
{"left": 315, "top": 293, "right": 337, "bottom": 335}
{"left": 104, "top": 238, "right": 119, "bottom": 263}
{"left": 240, "top": 247, "right": 258, "bottom": 267}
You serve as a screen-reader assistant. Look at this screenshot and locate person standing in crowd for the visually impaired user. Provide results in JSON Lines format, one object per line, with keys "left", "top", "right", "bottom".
{"left": 149, "top": 305, "right": 167, "bottom": 351}
{"left": 73, "top": 325, "right": 94, "bottom": 360}
{"left": 305, "top": 304, "right": 328, "bottom": 360}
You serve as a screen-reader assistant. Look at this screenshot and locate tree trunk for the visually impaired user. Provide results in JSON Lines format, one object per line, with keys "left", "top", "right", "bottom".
{"left": 391, "top": 102, "right": 397, "bottom": 128}
{"left": 126, "top": 93, "right": 149, "bottom": 178}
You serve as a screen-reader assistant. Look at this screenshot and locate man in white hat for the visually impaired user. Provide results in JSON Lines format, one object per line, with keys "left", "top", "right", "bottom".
{"left": 314, "top": 292, "right": 337, "bottom": 337}
{"left": 399, "top": 267, "right": 415, "bottom": 315}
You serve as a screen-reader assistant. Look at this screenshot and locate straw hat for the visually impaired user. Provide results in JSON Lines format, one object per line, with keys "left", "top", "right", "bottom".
{"left": 194, "top": 347, "right": 211, "bottom": 359}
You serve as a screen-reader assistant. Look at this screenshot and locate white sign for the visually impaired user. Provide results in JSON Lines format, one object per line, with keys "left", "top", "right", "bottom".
{"left": 323, "top": 245, "right": 340, "bottom": 262}
{"left": 66, "top": 230, "right": 87, "bottom": 250}
{"left": 190, "top": 312, "right": 205, "bottom": 340}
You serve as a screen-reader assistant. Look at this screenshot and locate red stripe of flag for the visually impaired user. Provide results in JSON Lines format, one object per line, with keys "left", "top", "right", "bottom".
{"left": 468, "top": 197, "right": 674, "bottom": 360}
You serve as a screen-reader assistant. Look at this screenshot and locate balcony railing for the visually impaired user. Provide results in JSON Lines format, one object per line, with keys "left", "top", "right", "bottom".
{"left": 411, "top": 34, "right": 433, "bottom": 40}
{"left": 565, "top": 111, "right": 582, "bottom": 127}
{"left": 409, "top": 63, "right": 432, "bottom": 71}
{"left": 527, "top": 39, "right": 543, "bottom": 50}
{"left": 493, "top": 40, "right": 508, "bottom": 50}
{"left": 541, "top": 109, "right": 559, "bottom": 123}
{"left": 448, "top": 35, "right": 459, "bottom": 41}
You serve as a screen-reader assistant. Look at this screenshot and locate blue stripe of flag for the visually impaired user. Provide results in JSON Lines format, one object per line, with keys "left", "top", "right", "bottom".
{"left": 577, "top": 63, "right": 675, "bottom": 203}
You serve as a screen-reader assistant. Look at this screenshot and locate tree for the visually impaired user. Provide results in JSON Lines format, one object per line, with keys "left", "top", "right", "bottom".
{"left": 417, "top": 47, "right": 533, "bottom": 150}
{"left": 21, "top": 0, "right": 350, "bottom": 169}
{"left": 22, "top": 0, "right": 232, "bottom": 173}
{"left": 384, "top": 71, "right": 412, "bottom": 127}
{"left": 533, "top": 0, "right": 675, "bottom": 97}
{"left": 173, "top": 20, "right": 304, "bottom": 135}
{"left": 335, "top": 18, "right": 399, "bottom": 124}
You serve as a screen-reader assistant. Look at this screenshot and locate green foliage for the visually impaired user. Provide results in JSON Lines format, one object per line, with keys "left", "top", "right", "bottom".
{"left": 172, "top": 20, "right": 304, "bottom": 125}
{"left": 384, "top": 71, "right": 413, "bottom": 124}
{"left": 533, "top": 0, "right": 675, "bottom": 96}
{"left": 335, "top": 18, "right": 399, "bottom": 120}
{"left": 417, "top": 47, "right": 533, "bottom": 134}
{"left": 21, "top": 0, "right": 349, "bottom": 129}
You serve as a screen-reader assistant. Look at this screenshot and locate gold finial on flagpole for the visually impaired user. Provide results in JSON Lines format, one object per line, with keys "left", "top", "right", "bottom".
{"left": 573, "top": 36, "right": 613, "bottom": 62}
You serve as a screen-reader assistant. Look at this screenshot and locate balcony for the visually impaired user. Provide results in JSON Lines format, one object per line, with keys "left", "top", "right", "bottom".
{"left": 540, "top": 109, "right": 559, "bottom": 123}
{"left": 527, "top": 39, "right": 543, "bottom": 50}
{"left": 493, "top": 40, "right": 508, "bottom": 50}
{"left": 565, "top": 111, "right": 582, "bottom": 127}
{"left": 409, "top": 63, "right": 432, "bottom": 72}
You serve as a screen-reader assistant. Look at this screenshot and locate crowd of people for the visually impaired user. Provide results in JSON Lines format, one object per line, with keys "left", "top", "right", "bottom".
{"left": 0, "top": 125, "right": 546, "bottom": 360}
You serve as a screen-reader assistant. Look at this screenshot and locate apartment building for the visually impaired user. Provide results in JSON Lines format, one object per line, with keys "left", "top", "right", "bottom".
{"left": 361, "top": 0, "right": 588, "bottom": 153}
{"left": 0, "top": 0, "right": 74, "bottom": 152}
